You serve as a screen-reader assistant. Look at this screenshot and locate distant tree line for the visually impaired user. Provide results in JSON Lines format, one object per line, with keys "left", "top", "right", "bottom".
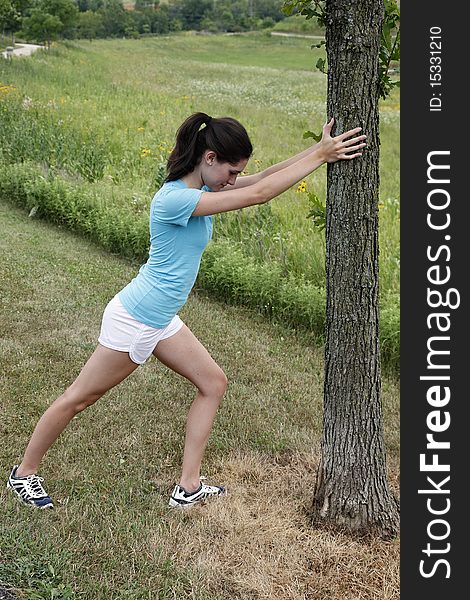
{"left": 1, "top": 0, "right": 287, "bottom": 46}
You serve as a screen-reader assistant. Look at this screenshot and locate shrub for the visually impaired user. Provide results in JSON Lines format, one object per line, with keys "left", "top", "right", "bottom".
{"left": 0, "top": 162, "right": 149, "bottom": 261}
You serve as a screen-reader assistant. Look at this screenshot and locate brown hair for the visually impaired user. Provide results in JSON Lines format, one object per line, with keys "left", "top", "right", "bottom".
{"left": 165, "top": 112, "right": 253, "bottom": 182}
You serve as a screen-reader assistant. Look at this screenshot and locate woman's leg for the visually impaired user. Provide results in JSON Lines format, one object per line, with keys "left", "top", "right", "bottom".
{"left": 153, "top": 325, "right": 228, "bottom": 492}
{"left": 17, "top": 345, "right": 139, "bottom": 477}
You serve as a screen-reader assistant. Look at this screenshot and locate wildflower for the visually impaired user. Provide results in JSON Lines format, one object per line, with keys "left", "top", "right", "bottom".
{"left": 253, "top": 158, "right": 263, "bottom": 172}
{"left": 140, "top": 147, "right": 151, "bottom": 158}
{"left": 0, "top": 83, "right": 16, "bottom": 95}
{"left": 137, "top": 127, "right": 145, "bottom": 132}
{"left": 159, "top": 111, "right": 165, "bottom": 116}
{"left": 296, "top": 180, "right": 307, "bottom": 193}
{"left": 22, "top": 96, "right": 33, "bottom": 109}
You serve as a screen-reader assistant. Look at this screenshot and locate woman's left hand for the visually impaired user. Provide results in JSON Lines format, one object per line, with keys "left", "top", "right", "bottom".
{"left": 319, "top": 118, "right": 367, "bottom": 163}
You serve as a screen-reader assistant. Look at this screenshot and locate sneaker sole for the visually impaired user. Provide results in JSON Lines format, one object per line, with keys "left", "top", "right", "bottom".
{"left": 168, "top": 490, "right": 226, "bottom": 509}
{"left": 168, "top": 497, "right": 196, "bottom": 509}
{"left": 6, "top": 482, "right": 54, "bottom": 510}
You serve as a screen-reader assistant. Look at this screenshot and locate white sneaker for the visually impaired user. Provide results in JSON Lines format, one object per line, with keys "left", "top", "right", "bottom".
{"left": 169, "top": 482, "right": 225, "bottom": 508}
{"left": 7, "top": 465, "right": 54, "bottom": 509}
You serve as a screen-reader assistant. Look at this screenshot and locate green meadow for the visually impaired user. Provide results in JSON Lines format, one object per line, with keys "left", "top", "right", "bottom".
{"left": 0, "top": 32, "right": 400, "bottom": 368}
{"left": 0, "top": 33, "right": 400, "bottom": 599}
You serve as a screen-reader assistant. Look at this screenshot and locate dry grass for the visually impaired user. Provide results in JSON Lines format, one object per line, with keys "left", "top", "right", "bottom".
{"left": 0, "top": 201, "right": 399, "bottom": 599}
{"left": 163, "top": 451, "right": 399, "bottom": 600}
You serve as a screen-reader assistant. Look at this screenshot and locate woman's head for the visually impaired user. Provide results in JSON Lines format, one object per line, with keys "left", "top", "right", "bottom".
{"left": 165, "top": 112, "right": 253, "bottom": 187}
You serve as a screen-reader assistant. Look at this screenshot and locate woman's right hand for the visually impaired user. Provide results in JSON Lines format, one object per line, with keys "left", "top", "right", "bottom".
{"left": 318, "top": 118, "right": 367, "bottom": 163}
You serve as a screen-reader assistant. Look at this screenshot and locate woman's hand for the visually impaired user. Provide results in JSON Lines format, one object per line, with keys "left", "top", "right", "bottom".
{"left": 318, "top": 117, "right": 367, "bottom": 163}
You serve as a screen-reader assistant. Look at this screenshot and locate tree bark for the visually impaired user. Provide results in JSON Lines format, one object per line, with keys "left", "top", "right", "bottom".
{"left": 311, "top": 0, "right": 399, "bottom": 538}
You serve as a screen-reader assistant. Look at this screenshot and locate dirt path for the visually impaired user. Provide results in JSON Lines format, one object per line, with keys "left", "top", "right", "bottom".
{"left": 271, "top": 31, "right": 324, "bottom": 40}
{"left": 1, "top": 43, "right": 44, "bottom": 59}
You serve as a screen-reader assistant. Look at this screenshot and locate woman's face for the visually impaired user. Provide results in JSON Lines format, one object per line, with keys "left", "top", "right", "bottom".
{"left": 201, "top": 151, "right": 248, "bottom": 191}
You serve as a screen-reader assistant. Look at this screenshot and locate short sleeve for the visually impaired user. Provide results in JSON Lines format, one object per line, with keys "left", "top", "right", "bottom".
{"left": 153, "top": 187, "right": 203, "bottom": 227}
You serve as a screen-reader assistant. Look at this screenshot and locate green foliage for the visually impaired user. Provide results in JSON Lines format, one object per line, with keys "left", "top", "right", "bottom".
{"left": 315, "top": 56, "right": 326, "bottom": 74}
{"left": 22, "top": 10, "right": 63, "bottom": 45}
{"left": 98, "top": 0, "right": 127, "bottom": 37}
{"left": 214, "top": 203, "right": 291, "bottom": 271}
{"left": 305, "top": 190, "right": 326, "bottom": 232}
{"left": 302, "top": 130, "right": 321, "bottom": 142}
{"left": 271, "top": 13, "right": 323, "bottom": 35}
{"left": 0, "top": 92, "right": 108, "bottom": 181}
{"left": 0, "top": 0, "right": 15, "bottom": 28}
{"left": 167, "top": 0, "right": 286, "bottom": 33}
{"left": 199, "top": 240, "right": 399, "bottom": 373}
{"left": 380, "top": 293, "right": 400, "bottom": 377}
{"left": 0, "top": 0, "right": 22, "bottom": 35}
{"left": 282, "top": 0, "right": 400, "bottom": 98}
{"left": 76, "top": 9, "right": 104, "bottom": 40}
{"left": 20, "top": 0, "right": 79, "bottom": 45}
{"left": 6, "top": 0, "right": 291, "bottom": 39}
{"left": 282, "top": 0, "right": 326, "bottom": 26}
{"left": 199, "top": 239, "right": 326, "bottom": 336}
{"left": 40, "top": 0, "right": 79, "bottom": 30}
{"left": 0, "top": 162, "right": 151, "bottom": 260}
{"left": 379, "top": 0, "right": 400, "bottom": 99}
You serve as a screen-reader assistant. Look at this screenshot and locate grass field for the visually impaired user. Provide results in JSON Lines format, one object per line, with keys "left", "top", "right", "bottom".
{"left": 272, "top": 14, "right": 326, "bottom": 36}
{"left": 0, "top": 201, "right": 399, "bottom": 599}
{"left": 0, "top": 32, "right": 400, "bottom": 295}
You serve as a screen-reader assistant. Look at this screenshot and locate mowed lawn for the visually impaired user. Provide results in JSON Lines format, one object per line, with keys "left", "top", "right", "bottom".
{"left": 0, "top": 200, "right": 399, "bottom": 598}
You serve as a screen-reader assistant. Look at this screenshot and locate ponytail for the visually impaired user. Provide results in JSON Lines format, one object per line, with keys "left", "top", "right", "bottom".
{"left": 165, "top": 112, "right": 252, "bottom": 182}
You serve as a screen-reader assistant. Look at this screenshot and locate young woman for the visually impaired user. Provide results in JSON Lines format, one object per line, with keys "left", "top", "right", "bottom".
{"left": 8, "top": 112, "right": 366, "bottom": 509}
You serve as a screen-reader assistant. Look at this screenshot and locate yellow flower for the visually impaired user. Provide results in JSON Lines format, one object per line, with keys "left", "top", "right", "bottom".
{"left": 137, "top": 126, "right": 145, "bottom": 132}
{"left": 0, "top": 83, "right": 16, "bottom": 95}
{"left": 140, "top": 148, "right": 151, "bottom": 158}
{"left": 296, "top": 181, "right": 307, "bottom": 193}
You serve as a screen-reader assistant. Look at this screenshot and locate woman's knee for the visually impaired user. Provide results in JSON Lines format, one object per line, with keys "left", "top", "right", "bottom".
{"left": 200, "top": 368, "right": 228, "bottom": 399}
{"left": 60, "top": 385, "right": 103, "bottom": 414}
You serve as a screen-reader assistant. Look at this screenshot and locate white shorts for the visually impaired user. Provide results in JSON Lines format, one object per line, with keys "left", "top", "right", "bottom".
{"left": 98, "top": 295, "right": 184, "bottom": 364}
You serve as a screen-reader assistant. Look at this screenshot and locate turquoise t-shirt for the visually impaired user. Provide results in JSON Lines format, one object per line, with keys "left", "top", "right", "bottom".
{"left": 118, "top": 179, "right": 213, "bottom": 328}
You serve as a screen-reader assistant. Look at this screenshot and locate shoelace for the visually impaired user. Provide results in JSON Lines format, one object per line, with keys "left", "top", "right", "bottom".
{"left": 181, "top": 484, "right": 214, "bottom": 498}
{"left": 200, "top": 484, "right": 220, "bottom": 495}
{"left": 23, "top": 474, "right": 48, "bottom": 498}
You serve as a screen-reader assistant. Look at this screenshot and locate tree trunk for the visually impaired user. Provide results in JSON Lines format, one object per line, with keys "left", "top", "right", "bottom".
{"left": 311, "top": 0, "right": 399, "bottom": 538}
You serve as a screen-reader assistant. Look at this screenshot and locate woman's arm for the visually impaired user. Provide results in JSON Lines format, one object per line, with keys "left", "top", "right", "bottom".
{"left": 231, "top": 143, "right": 321, "bottom": 190}
{"left": 193, "top": 119, "right": 366, "bottom": 217}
